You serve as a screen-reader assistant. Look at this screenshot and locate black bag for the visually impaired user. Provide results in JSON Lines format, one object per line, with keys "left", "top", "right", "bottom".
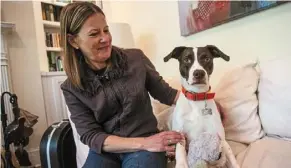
{"left": 40, "top": 119, "right": 77, "bottom": 168}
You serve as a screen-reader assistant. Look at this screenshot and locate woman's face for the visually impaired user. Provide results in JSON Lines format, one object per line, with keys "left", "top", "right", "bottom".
{"left": 70, "top": 13, "right": 112, "bottom": 65}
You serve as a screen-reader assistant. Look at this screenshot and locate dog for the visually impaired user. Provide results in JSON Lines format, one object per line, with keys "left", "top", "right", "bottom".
{"left": 163, "top": 45, "right": 240, "bottom": 168}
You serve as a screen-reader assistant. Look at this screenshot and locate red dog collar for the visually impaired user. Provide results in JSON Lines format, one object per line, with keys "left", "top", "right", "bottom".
{"left": 181, "top": 87, "right": 215, "bottom": 101}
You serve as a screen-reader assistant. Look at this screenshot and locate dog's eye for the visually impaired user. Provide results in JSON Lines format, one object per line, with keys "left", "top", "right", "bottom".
{"left": 184, "top": 58, "right": 191, "bottom": 64}
{"left": 204, "top": 57, "right": 211, "bottom": 62}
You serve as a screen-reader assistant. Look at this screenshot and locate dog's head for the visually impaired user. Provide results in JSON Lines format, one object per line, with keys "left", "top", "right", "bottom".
{"left": 164, "top": 45, "right": 230, "bottom": 92}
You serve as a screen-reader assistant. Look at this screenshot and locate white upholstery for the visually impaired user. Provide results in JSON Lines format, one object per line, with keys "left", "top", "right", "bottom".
{"left": 236, "top": 137, "right": 291, "bottom": 168}
{"left": 66, "top": 106, "right": 89, "bottom": 168}
{"left": 257, "top": 56, "right": 291, "bottom": 139}
{"left": 215, "top": 60, "right": 291, "bottom": 167}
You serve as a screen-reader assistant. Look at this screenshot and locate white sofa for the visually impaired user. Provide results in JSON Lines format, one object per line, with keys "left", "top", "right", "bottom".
{"left": 68, "top": 56, "right": 291, "bottom": 168}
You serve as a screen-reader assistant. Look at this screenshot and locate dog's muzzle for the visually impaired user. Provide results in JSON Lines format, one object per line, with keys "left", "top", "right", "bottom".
{"left": 192, "top": 70, "right": 206, "bottom": 84}
{"left": 193, "top": 70, "right": 205, "bottom": 79}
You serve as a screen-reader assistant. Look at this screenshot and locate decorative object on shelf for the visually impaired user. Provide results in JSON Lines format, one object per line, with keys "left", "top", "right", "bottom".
{"left": 178, "top": 0, "right": 288, "bottom": 36}
{"left": 108, "top": 22, "right": 135, "bottom": 48}
{"left": 47, "top": 52, "right": 63, "bottom": 72}
{"left": 41, "top": 2, "right": 63, "bottom": 22}
{"left": 1, "top": 92, "right": 39, "bottom": 168}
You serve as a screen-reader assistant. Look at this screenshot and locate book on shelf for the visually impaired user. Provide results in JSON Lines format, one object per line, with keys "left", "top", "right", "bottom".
{"left": 47, "top": 52, "right": 63, "bottom": 72}
{"left": 45, "top": 32, "right": 61, "bottom": 48}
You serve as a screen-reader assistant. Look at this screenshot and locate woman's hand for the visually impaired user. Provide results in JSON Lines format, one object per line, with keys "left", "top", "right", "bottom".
{"left": 142, "top": 131, "right": 185, "bottom": 157}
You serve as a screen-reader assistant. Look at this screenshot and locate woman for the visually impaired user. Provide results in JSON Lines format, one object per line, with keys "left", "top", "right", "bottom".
{"left": 60, "top": 2, "right": 184, "bottom": 168}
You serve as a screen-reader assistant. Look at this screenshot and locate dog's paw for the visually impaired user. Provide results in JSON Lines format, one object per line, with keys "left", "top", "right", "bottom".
{"left": 175, "top": 142, "right": 187, "bottom": 157}
{"left": 175, "top": 143, "right": 189, "bottom": 168}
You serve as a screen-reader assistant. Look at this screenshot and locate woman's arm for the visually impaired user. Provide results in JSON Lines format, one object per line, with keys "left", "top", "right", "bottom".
{"left": 103, "top": 131, "right": 184, "bottom": 154}
{"left": 102, "top": 135, "right": 144, "bottom": 153}
{"left": 140, "top": 51, "right": 179, "bottom": 106}
{"left": 62, "top": 86, "right": 184, "bottom": 154}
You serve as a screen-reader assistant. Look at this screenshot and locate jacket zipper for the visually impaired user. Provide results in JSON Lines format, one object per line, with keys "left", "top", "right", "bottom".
{"left": 105, "top": 74, "right": 122, "bottom": 132}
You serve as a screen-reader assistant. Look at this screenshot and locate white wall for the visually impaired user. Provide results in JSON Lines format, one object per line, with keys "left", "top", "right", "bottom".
{"left": 108, "top": 1, "right": 291, "bottom": 87}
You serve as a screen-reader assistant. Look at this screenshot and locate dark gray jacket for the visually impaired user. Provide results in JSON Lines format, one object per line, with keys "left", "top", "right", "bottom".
{"left": 61, "top": 46, "right": 178, "bottom": 154}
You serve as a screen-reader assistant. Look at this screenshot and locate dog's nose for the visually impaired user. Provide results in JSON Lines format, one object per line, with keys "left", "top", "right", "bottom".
{"left": 193, "top": 70, "right": 205, "bottom": 79}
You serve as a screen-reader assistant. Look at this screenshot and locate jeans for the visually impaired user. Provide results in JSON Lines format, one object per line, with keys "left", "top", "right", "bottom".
{"left": 82, "top": 149, "right": 167, "bottom": 168}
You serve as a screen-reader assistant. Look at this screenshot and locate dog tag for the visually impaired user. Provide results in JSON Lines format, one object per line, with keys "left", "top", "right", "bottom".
{"left": 202, "top": 97, "right": 212, "bottom": 115}
{"left": 202, "top": 108, "right": 212, "bottom": 116}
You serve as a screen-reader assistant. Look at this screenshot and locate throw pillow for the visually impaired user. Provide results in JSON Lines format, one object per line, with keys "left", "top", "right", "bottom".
{"left": 214, "top": 63, "right": 265, "bottom": 144}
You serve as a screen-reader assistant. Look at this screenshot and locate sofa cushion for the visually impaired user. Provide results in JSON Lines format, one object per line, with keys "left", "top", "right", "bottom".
{"left": 236, "top": 137, "right": 291, "bottom": 168}
{"left": 258, "top": 56, "right": 291, "bottom": 139}
{"left": 214, "top": 63, "right": 265, "bottom": 144}
{"left": 227, "top": 140, "right": 248, "bottom": 157}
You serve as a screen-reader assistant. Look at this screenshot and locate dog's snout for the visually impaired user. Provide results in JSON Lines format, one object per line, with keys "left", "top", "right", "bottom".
{"left": 193, "top": 70, "right": 205, "bottom": 79}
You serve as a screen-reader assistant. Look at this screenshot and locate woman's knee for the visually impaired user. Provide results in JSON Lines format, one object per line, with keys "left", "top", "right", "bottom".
{"left": 122, "top": 150, "right": 167, "bottom": 168}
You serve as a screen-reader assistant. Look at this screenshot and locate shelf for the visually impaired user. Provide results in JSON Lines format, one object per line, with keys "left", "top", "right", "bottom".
{"left": 41, "top": 71, "right": 66, "bottom": 77}
{"left": 46, "top": 47, "right": 62, "bottom": 52}
{"left": 43, "top": 20, "right": 60, "bottom": 28}
{"left": 53, "top": 1, "right": 69, "bottom": 7}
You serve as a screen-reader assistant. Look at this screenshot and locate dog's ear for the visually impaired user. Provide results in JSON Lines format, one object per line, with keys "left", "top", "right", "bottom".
{"left": 164, "top": 46, "right": 187, "bottom": 62}
{"left": 206, "top": 45, "right": 230, "bottom": 62}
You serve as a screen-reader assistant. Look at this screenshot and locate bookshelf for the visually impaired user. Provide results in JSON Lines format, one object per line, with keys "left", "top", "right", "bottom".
{"left": 40, "top": 0, "right": 103, "bottom": 72}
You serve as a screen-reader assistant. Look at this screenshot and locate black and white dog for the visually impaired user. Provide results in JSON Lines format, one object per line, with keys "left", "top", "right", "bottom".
{"left": 164, "top": 45, "right": 239, "bottom": 168}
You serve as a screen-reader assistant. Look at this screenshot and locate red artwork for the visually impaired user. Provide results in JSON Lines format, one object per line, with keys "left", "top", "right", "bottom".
{"left": 178, "top": 0, "right": 287, "bottom": 36}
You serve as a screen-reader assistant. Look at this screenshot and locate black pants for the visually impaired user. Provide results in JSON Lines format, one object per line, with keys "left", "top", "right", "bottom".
{"left": 82, "top": 149, "right": 167, "bottom": 168}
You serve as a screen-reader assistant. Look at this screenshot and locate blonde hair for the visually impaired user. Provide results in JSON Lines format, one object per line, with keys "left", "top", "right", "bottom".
{"left": 60, "top": 2, "right": 104, "bottom": 89}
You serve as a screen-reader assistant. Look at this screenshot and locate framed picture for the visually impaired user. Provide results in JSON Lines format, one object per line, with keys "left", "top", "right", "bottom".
{"left": 178, "top": 1, "right": 288, "bottom": 37}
